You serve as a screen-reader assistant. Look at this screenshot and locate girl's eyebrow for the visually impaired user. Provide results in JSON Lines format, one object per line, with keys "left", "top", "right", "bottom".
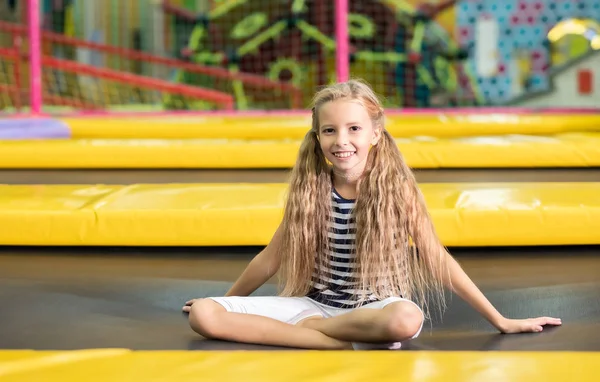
{"left": 320, "top": 122, "right": 361, "bottom": 128}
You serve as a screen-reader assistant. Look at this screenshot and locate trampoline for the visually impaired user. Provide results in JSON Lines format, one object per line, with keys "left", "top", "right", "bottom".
{"left": 1, "top": 168, "right": 600, "bottom": 184}
{"left": 0, "top": 245, "right": 599, "bottom": 352}
{"left": 1, "top": 168, "right": 599, "bottom": 353}
{"left": 1, "top": 166, "right": 599, "bottom": 382}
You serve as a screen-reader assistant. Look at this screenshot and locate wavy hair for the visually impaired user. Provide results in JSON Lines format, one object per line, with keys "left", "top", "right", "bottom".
{"left": 278, "top": 80, "right": 449, "bottom": 317}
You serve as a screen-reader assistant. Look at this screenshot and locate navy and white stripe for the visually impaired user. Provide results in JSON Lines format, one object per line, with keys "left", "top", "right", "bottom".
{"left": 307, "top": 189, "right": 378, "bottom": 308}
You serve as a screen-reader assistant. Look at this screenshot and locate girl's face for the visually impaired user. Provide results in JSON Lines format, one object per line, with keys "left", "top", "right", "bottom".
{"left": 317, "top": 99, "right": 381, "bottom": 178}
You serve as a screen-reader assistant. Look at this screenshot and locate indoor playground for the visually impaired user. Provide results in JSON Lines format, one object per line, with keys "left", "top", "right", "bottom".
{"left": 0, "top": 0, "right": 599, "bottom": 380}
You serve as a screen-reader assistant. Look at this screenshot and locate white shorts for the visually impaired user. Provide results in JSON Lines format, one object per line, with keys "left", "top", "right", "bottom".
{"left": 207, "top": 295, "right": 424, "bottom": 349}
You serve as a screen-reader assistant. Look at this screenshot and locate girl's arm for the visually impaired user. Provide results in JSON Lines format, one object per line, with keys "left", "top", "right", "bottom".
{"left": 183, "top": 223, "right": 283, "bottom": 311}
{"left": 442, "top": 251, "right": 561, "bottom": 333}
{"left": 224, "top": 222, "right": 284, "bottom": 297}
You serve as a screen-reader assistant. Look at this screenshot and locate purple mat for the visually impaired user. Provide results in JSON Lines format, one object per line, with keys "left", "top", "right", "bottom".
{"left": 0, "top": 118, "right": 71, "bottom": 139}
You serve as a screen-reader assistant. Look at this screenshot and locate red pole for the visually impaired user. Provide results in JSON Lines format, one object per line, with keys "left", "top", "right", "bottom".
{"left": 28, "top": 0, "right": 42, "bottom": 115}
{"left": 335, "top": 0, "right": 349, "bottom": 83}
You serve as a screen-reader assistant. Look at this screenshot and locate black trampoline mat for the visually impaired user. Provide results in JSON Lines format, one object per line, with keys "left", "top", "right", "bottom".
{"left": 1, "top": 246, "right": 599, "bottom": 351}
{"left": 1, "top": 168, "right": 599, "bottom": 184}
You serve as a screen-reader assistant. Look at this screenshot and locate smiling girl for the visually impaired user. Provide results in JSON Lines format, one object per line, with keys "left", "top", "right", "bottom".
{"left": 183, "top": 79, "right": 561, "bottom": 350}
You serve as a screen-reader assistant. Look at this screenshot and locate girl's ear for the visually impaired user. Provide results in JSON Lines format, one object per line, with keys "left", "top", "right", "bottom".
{"left": 371, "top": 125, "right": 382, "bottom": 146}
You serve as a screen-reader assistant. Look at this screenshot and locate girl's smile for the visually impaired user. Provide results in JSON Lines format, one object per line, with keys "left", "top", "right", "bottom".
{"left": 333, "top": 151, "right": 356, "bottom": 159}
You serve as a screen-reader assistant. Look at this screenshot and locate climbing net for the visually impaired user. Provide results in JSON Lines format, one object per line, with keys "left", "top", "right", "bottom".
{"left": 164, "top": 0, "right": 478, "bottom": 110}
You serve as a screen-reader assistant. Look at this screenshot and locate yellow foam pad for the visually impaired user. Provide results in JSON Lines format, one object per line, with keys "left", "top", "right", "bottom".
{"left": 1, "top": 133, "right": 599, "bottom": 169}
{"left": 0, "top": 350, "right": 598, "bottom": 381}
{"left": 61, "top": 114, "right": 600, "bottom": 139}
{"left": 0, "top": 182, "right": 598, "bottom": 246}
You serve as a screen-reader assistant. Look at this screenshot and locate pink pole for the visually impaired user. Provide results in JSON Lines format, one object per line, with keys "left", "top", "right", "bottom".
{"left": 28, "top": 0, "right": 42, "bottom": 115}
{"left": 335, "top": 0, "right": 349, "bottom": 83}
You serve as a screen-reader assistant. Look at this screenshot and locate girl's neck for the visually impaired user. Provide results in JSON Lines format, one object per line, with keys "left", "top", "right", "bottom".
{"left": 332, "top": 172, "right": 359, "bottom": 200}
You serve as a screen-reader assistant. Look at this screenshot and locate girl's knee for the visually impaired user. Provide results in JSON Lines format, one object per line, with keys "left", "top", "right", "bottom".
{"left": 384, "top": 302, "right": 424, "bottom": 341}
{"left": 188, "top": 299, "right": 226, "bottom": 338}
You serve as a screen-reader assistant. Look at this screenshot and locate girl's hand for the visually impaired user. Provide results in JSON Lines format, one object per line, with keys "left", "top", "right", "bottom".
{"left": 182, "top": 299, "right": 200, "bottom": 313}
{"left": 497, "top": 316, "right": 562, "bottom": 334}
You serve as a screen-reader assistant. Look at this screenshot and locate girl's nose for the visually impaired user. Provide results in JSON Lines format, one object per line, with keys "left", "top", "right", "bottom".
{"left": 335, "top": 132, "right": 349, "bottom": 146}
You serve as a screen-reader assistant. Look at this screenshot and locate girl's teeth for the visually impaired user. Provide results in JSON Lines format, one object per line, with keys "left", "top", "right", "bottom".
{"left": 335, "top": 152, "right": 354, "bottom": 158}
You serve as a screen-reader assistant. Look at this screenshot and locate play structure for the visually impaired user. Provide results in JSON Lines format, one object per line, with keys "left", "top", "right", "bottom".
{"left": 0, "top": 0, "right": 477, "bottom": 112}
{"left": 162, "top": 0, "right": 478, "bottom": 108}
{"left": 3, "top": 0, "right": 600, "bottom": 111}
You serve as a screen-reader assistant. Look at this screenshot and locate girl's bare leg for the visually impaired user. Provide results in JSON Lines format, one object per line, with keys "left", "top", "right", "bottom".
{"left": 300, "top": 301, "right": 423, "bottom": 344}
{"left": 188, "top": 299, "right": 352, "bottom": 350}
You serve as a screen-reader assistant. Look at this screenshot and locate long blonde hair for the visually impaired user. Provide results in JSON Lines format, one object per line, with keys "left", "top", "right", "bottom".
{"left": 278, "top": 80, "right": 449, "bottom": 317}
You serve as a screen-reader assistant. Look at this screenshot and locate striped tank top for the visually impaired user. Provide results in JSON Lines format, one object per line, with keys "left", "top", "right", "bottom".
{"left": 306, "top": 188, "right": 379, "bottom": 308}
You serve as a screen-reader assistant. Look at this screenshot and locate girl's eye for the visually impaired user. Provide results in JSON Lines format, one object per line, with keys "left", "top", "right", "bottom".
{"left": 323, "top": 128, "right": 334, "bottom": 134}
{"left": 350, "top": 125, "right": 361, "bottom": 131}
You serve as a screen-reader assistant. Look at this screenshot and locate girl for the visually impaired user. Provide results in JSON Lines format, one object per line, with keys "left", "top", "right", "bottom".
{"left": 183, "top": 80, "right": 561, "bottom": 350}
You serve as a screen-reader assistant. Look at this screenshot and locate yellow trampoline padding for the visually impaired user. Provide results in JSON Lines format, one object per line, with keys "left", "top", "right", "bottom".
{"left": 0, "top": 350, "right": 598, "bottom": 382}
{"left": 1, "top": 133, "right": 600, "bottom": 169}
{"left": 61, "top": 113, "right": 600, "bottom": 139}
{"left": 0, "top": 182, "right": 598, "bottom": 247}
